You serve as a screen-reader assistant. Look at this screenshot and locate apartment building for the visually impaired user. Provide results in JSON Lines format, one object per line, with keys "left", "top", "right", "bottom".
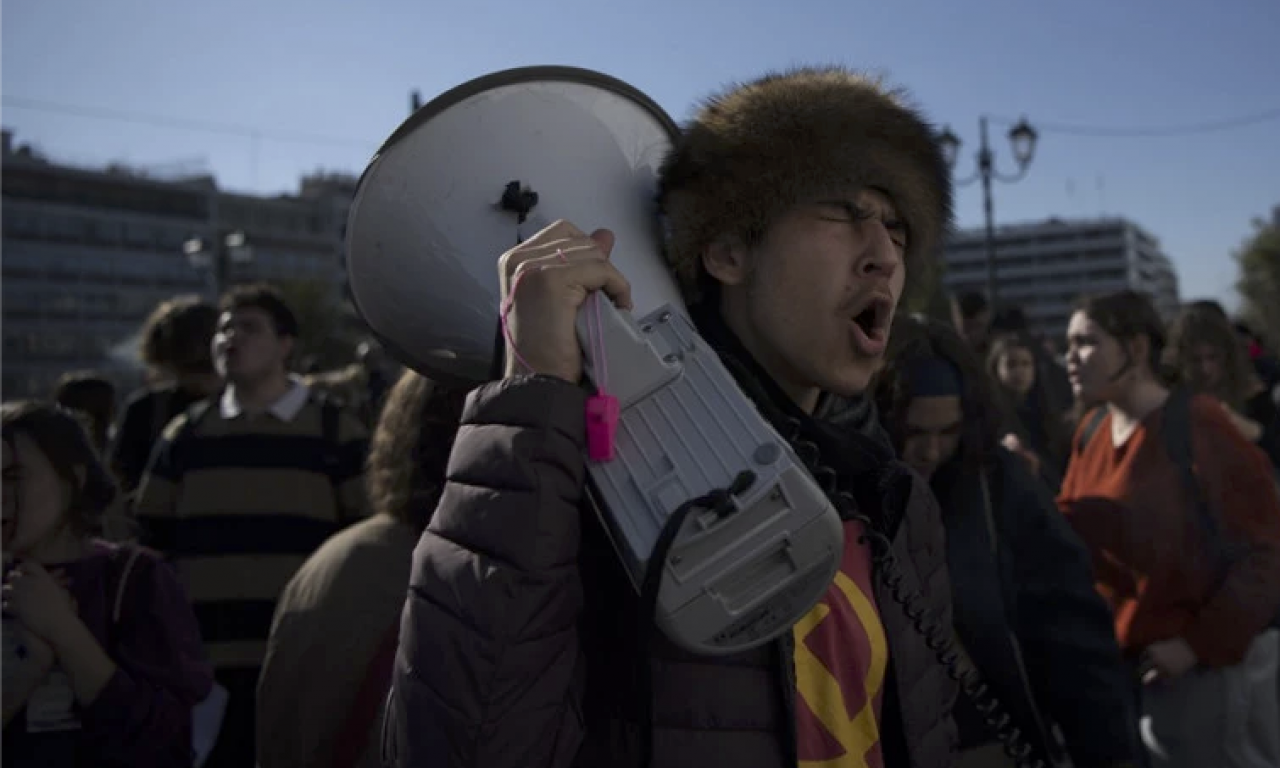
{"left": 1, "top": 129, "right": 357, "bottom": 398}
{"left": 942, "top": 216, "right": 1181, "bottom": 341}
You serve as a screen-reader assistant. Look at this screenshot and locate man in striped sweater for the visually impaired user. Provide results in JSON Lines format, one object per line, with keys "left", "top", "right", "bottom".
{"left": 135, "top": 283, "right": 370, "bottom": 768}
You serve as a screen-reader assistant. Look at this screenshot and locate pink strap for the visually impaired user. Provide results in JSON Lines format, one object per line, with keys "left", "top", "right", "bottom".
{"left": 112, "top": 546, "right": 144, "bottom": 625}
{"left": 584, "top": 291, "right": 618, "bottom": 461}
{"left": 500, "top": 250, "right": 574, "bottom": 374}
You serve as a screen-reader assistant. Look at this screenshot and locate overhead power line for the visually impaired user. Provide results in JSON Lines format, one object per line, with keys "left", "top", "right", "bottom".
{"left": 1, "top": 95, "right": 372, "bottom": 148}
{"left": 7, "top": 93, "right": 1280, "bottom": 144}
{"left": 989, "top": 107, "right": 1280, "bottom": 137}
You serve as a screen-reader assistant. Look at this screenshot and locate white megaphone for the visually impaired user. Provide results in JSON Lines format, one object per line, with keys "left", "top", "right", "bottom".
{"left": 346, "top": 66, "right": 843, "bottom": 655}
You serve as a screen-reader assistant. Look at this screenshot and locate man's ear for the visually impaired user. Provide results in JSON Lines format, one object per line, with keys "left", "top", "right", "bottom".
{"left": 701, "top": 237, "right": 751, "bottom": 288}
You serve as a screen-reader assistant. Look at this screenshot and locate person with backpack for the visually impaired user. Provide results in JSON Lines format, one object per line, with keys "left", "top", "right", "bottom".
{"left": 108, "top": 295, "right": 223, "bottom": 498}
{"left": 875, "top": 316, "right": 1141, "bottom": 768}
{"left": 134, "top": 283, "right": 370, "bottom": 768}
{"left": 2, "top": 401, "right": 213, "bottom": 767}
{"left": 1058, "top": 290, "right": 1280, "bottom": 768}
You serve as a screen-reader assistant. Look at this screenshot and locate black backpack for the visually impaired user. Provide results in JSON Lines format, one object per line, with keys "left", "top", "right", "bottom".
{"left": 1077, "top": 387, "right": 1220, "bottom": 549}
{"left": 1076, "top": 388, "right": 1257, "bottom": 599}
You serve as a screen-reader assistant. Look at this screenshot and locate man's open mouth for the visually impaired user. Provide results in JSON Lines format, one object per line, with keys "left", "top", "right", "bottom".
{"left": 851, "top": 294, "right": 893, "bottom": 341}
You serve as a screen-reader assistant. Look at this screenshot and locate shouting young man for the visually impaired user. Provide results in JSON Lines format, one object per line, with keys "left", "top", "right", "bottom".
{"left": 386, "top": 67, "right": 958, "bottom": 768}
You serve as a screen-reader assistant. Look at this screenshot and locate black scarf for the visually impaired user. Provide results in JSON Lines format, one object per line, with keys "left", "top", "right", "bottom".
{"left": 689, "top": 303, "right": 910, "bottom": 537}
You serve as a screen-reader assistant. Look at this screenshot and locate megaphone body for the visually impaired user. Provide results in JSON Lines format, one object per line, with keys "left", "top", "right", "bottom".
{"left": 346, "top": 66, "right": 844, "bottom": 655}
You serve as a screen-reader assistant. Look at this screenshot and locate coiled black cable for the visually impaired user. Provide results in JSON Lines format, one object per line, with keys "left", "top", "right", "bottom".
{"left": 779, "top": 416, "right": 1047, "bottom": 768}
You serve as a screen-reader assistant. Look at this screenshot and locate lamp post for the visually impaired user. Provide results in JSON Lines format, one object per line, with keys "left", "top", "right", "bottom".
{"left": 938, "top": 116, "right": 1038, "bottom": 309}
{"left": 183, "top": 231, "right": 253, "bottom": 298}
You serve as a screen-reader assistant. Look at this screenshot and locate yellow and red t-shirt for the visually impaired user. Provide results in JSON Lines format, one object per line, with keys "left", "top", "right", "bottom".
{"left": 794, "top": 520, "right": 889, "bottom": 768}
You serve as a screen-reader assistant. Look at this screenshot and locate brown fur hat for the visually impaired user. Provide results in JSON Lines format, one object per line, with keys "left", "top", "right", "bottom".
{"left": 658, "top": 66, "right": 954, "bottom": 305}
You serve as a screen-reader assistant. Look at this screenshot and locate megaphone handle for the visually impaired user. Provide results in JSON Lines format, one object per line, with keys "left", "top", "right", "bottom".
{"left": 576, "top": 293, "right": 676, "bottom": 401}
{"left": 575, "top": 293, "right": 681, "bottom": 461}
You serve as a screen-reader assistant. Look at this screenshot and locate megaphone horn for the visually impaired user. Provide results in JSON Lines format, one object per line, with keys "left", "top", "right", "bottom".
{"left": 346, "top": 65, "right": 844, "bottom": 655}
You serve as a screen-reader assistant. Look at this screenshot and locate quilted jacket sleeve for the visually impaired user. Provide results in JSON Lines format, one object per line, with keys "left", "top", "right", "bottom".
{"left": 383, "top": 376, "right": 591, "bottom": 768}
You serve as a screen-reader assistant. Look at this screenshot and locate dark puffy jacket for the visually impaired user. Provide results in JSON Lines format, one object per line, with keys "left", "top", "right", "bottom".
{"left": 383, "top": 368, "right": 959, "bottom": 768}
{"left": 938, "top": 449, "right": 1141, "bottom": 767}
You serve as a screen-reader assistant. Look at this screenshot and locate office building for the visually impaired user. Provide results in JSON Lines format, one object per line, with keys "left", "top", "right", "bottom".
{"left": 942, "top": 217, "right": 1181, "bottom": 341}
{"left": 1, "top": 129, "right": 357, "bottom": 399}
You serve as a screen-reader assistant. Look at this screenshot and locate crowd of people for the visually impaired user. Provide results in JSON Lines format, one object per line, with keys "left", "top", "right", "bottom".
{"left": 3, "top": 284, "right": 468, "bottom": 768}
{"left": 3, "top": 65, "right": 1280, "bottom": 768}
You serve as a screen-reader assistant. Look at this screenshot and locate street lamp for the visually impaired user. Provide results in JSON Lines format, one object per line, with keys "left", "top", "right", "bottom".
{"left": 938, "top": 116, "right": 1039, "bottom": 309}
{"left": 183, "top": 231, "right": 253, "bottom": 297}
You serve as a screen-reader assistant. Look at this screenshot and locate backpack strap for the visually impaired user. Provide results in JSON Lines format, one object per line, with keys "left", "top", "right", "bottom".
{"left": 151, "top": 400, "right": 216, "bottom": 554}
{"left": 311, "top": 392, "right": 348, "bottom": 522}
{"left": 1161, "top": 387, "right": 1223, "bottom": 548}
{"left": 104, "top": 545, "right": 145, "bottom": 649}
{"left": 150, "top": 387, "right": 175, "bottom": 446}
{"left": 139, "top": 396, "right": 213, "bottom": 488}
{"left": 1075, "top": 407, "right": 1108, "bottom": 455}
{"left": 330, "top": 619, "right": 400, "bottom": 768}
{"left": 977, "top": 461, "right": 1070, "bottom": 767}
{"left": 112, "top": 547, "right": 144, "bottom": 626}
{"left": 978, "top": 467, "right": 1001, "bottom": 558}
{"left": 174, "top": 399, "right": 215, "bottom": 450}
{"left": 320, "top": 396, "right": 341, "bottom": 474}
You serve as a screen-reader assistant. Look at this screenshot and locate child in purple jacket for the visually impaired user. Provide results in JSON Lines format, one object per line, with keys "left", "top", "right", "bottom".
{"left": 3, "top": 400, "right": 213, "bottom": 767}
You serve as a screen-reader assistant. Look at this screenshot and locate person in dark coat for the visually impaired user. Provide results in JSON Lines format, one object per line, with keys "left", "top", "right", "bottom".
{"left": 990, "top": 305, "right": 1074, "bottom": 419}
{"left": 987, "top": 332, "right": 1073, "bottom": 491}
{"left": 50, "top": 372, "right": 117, "bottom": 456}
{"left": 108, "top": 295, "right": 221, "bottom": 498}
{"left": 875, "top": 315, "right": 1142, "bottom": 768}
{"left": 1234, "top": 320, "right": 1280, "bottom": 392}
{"left": 384, "top": 67, "right": 963, "bottom": 768}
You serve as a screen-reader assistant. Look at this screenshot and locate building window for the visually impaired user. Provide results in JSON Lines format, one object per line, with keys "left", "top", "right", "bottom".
{"left": 89, "top": 219, "right": 121, "bottom": 246}
{"left": 46, "top": 215, "right": 89, "bottom": 243}
{"left": 124, "top": 222, "right": 153, "bottom": 248}
{"left": 1, "top": 210, "right": 41, "bottom": 239}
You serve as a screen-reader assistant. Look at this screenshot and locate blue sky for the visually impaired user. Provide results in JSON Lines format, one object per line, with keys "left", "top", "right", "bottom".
{"left": 5, "top": 0, "right": 1278, "bottom": 311}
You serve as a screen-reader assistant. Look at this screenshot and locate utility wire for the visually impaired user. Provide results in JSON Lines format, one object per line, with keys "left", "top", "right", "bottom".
{"left": 988, "top": 107, "right": 1280, "bottom": 137}
{"left": 2, "top": 95, "right": 373, "bottom": 148}
{"left": 8, "top": 93, "right": 1280, "bottom": 142}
